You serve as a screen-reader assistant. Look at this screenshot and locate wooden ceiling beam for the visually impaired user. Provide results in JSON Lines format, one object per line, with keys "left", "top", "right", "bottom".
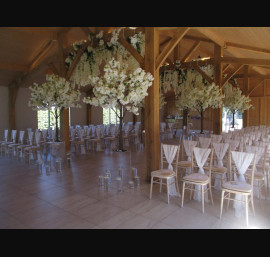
{"left": 0, "top": 62, "right": 28, "bottom": 72}
{"left": 221, "top": 56, "right": 270, "bottom": 66}
{"left": 181, "top": 40, "right": 201, "bottom": 62}
{"left": 221, "top": 64, "right": 244, "bottom": 87}
{"left": 156, "top": 27, "right": 190, "bottom": 70}
{"left": 118, "top": 32, "right": 145, "bottom": 68}
{"left": 247, "top": 78, "right": 265, "bottom": 96}
{"left": 191, "top": 63, "right": 214, "bottom": 84}
{"left": 28, "top": 40, "right": 55, "bottom": 71}
{"left": 225, "top": 41, "right": 270, "bottom": 55}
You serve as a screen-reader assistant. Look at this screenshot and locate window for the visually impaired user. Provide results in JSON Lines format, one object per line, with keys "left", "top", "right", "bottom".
{"left": 103, "top": 108, "right": 120, "bottom": 125}
{"left": 37, "top": 107, "right": 62, "bottom": 130}
{"left": 222, "top": 107, "right": 243, "bottom": 132}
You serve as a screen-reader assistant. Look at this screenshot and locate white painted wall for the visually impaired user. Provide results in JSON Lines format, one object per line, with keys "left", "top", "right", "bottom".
{"left": 0, "top": 86, "right": 9, "bottom": 140}
{"left": 70, "top": 92, "right": 87, "bottom": 127}
{"left": 16, "top": 87, "right": 37, "bottom": 131}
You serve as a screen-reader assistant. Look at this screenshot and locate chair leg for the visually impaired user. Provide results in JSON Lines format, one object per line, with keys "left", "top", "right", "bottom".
{"left": 175, "top": 177, "right": 180, "bottom": 198}
{"left": 250, "top": 192, "right": 255, "bottom": 216}
{"left": 189, "top": 184, "right": 193, "bottom": 200}
{"left": 209, "top": 183, "right": 214, "bottom": 206}
{"left": 149, "top": 176, "right": 153, "bottom": 200}
{"left": 220, "top": 190, "right": 225, "bottom": 219}
{"left": 160, "top": 179, "right": 162, "bottom": 192}
{"left": 181, "top": 182, "right": 185, "bottom": 207}
{"left": 201, "top": 185, "right": 204, "bottom": 213}
{"left": 226, "top": 193, "right": 231, "bottom": 210}
{"left": 245, "top": 195, "right": 249, "bottom": 226}
{"left": 167, "top": 179, "right": 170, "bottom": 204}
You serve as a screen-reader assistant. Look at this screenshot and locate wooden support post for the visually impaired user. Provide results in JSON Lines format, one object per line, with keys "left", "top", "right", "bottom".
{"left": 213, "top": 44, "right": 223, "bottom": 134}
{"left": 57, "top": 32, "right": 70, "bottom": 152}
{"left": 8, "top": 84, "right": 19, "bottom": 130}
{"left": 242, "top": 65, "right": 249, "bottom": 128}
{"left": 86, "top": 89, "right": 92, "bottom": 125}
{"left": 144, "top": 27, "right": 160, "bottom": 182}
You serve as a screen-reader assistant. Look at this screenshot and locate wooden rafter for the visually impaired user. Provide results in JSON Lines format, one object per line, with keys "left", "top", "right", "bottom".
{"left": 247, "top": 79, "right": 265, "bottom": 96}
{"left": 222, "top": 63, "right": 231, "bottom": 73}
{"left": 221, "top": 56, "right": 270, "bottom": 66}
{"left": 221, "top": 64, "right": 244, "bottom": 87}
{"left": 191, "top": 63, "right": 214, "bottom": 84}
{"left": 47, "top": 63, "right": 59, "bottom": 75}
{"left": 225, "top": 41, "right": 270, "bottom": 55}
{"left": 181, "top": 40, "right": 201, "bottom": 62}
{"left": 118, "top": 36, "right": 144, "bottom": 68}
{"left": 156, "top": 27, "right": 190, "bottom": 71}
{"left": 66, "top": 41, "right": 90, "bottom": 80}
{"left": 29, "top": 40, "right": 55, "bottom": 71}
{"left": 0, "top": 62, "right": 28, "bottom": 72}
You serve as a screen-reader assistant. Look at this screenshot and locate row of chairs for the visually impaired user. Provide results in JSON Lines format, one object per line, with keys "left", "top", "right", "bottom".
{"left": 69, "top": 122, "right": 142, "bottom": 153}
{"left": 149, "top": 134, "right": 269, "bottom": 226}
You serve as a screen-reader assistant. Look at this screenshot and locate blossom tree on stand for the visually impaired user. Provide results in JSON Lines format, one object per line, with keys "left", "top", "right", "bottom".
{"left": 184, "top": 69, "right": 223, "bottom": 134}
{"left": 29, "top": 74, "right": 81, "bottom": 142}
{"left": 223, "top": 82, "right": 252, "bottom": 128}
{"left": 83, "top": 58, "right": 154, "bottom": 152}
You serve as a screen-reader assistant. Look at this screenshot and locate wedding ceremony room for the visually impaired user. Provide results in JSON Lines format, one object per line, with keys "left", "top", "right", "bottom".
{"left": 1, "top": 27, "right": 270, "bottom": 229}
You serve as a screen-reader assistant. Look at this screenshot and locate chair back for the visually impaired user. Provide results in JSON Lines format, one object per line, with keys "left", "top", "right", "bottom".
{"left": 160, "top": 143, "right": 180, "bottom": 175}
{"left": 229, "top": 150, "right": 257, "bottom": 188}
{"left": 35, "top": 131, "right": 41, "bottom": 146}
{"left": 212, "top": 142, "right": 229, "bottom": 167}
{"left": 4, "top": 129, "right": 8, "bottom": 142}
{"left": 191, "top": 147, "right": 213, "bottom": 177}
{"left": 19, "top": 131, "right": 25, "bottom": 144}
{"left": 182, "top": 139, "right": 198, "bottom": 161}
{"left": 28, "top": 131, "right": 34, "bottom": 145}
{"left": 11, "top": 130, "right": 17, "bottom": 143}
{"left": 198, "top": 136, "right": 212, "bottom": 148}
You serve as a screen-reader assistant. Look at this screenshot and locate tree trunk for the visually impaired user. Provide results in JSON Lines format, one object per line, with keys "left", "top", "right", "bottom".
{"left": 200, "top": 109, "right": 204, "bottom": 134}
{"left": 55, "top": 109, "right": 60, "bottom": 142}
{"left": 183, "top": 108, "right": 188, "bottom": 136}
{"left": 117, "top": 105, "right": 125, "bottom": 152}
{"left": 231, "top": 111, "right": 235, "bottom": 128}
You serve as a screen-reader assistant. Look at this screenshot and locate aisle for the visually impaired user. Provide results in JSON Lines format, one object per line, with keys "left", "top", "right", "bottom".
{"left": 0, "top": 145, "right": 269, "bottom": 229}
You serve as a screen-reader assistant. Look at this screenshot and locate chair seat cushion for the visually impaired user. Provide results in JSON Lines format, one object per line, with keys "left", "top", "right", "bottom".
{"left": 245, "top": 170, "right": 265, "bottom": 180}
{"left": 223, "top": 181, "right": 252, "bottom": 192}
{"left": 178, "top": 161, "right": 192, "bottom": 167}
{"left": 211, "top": 165, "right": 227, "bottom": 173}
{"left": 182, "top": 173, "right": 209, "bottom": 183}
{"left": 151, "top": 169, "right": 175, "bottom": 178}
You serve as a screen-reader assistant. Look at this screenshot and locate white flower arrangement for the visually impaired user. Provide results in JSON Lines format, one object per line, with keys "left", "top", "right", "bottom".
{"left": 83, "top": 58, "right": 153, "bottom": 116}
{"left": 128, "top": 31, "right": 145, "bottom": 57}
{"left": 223, "top": 82, "right": 252, "bottom": 113}
{"left": 65, "top": 29, "right": 144, "bottom": 88}
{"left": 28, "top": 74, "right": 81, "bottom": 141}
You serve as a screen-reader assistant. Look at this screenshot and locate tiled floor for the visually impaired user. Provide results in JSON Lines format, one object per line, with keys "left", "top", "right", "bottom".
{"left": 0, "top": 142, "right": 270, "bottom": 229}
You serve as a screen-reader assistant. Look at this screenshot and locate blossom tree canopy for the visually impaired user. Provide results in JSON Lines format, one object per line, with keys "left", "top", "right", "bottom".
{"left": 223, "top": 82, "right": 253, "bottom": 113}
{"left": 28, "top": 74, "right": 81, "bottom": 141}
{"left": 83, "top": 57, "right": 154, "bottom": 151}
{"left": 83, "top": 57, "right": 154, "bottom": 116}
{"left": 28, "top": 74, "right": 81, "bottom": 111}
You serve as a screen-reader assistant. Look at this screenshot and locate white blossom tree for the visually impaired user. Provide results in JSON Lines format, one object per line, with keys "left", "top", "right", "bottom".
{"left": 176, "top": 69, "right": 223, "bottom": 134}
{"left": 29, "top": 74, "right": 81, "bottom": 142}
{"left": 83, "top": 58, "right": 154, "bottom": 151}
{"left": 223, "top": 82, "right": 252, "bottom": 128}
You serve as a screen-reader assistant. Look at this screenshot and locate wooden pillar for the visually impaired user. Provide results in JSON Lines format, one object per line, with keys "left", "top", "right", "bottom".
{"left": 86, "top": 90, "right": 92, "bottom": 125}
{"left": 212, "top": 44, "right": 223, "bottom": 134}
{"left": 242, "top": 65, "right": 249, "bottom": 128}
{"left": 8, "top": 84, "right": 19, "bottom": 130}
{"left": 144, "top": 27, "right": 160, "bottom": 182}
{"left": 57, "top": 32, "right": 70, "bottom": 152}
